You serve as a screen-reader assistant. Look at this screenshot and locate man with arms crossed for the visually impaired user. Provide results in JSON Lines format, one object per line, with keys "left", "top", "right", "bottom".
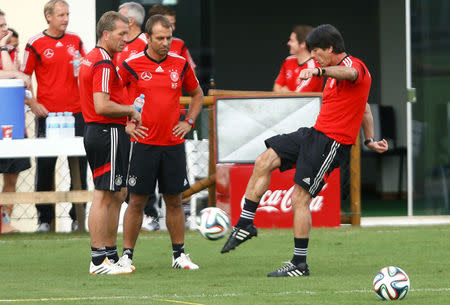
{"left": 222, "top": 24, "right": 388, "bottom": 277}
{"left": 117, "top": 14, "right": 203, "bottom": 270}
{"left": 273, "top": 25, "right": 323, "bottom": 93}
{"left": 79, "top": 11, "right": 144, "bottom": 275}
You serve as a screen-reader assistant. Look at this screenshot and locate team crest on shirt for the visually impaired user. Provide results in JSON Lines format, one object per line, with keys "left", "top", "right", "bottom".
{"left": 67, "top": 45, "right": 76, "bottom": 56}
{"left": 115, "top": 175, "right": 123, "bottom": 186}
{"left": 128, "top": 175, "right": 137, "bottom": 187}
{"left": 44, "top": 48, "right": 54, "bottom": 58}
{"left": 141, "top": 71, "right": 152, "bottom": 81}
{"left": 169, "top": 70, "right": 179, "bottom": 82}
{"left": 286, "top": 70, "right": 292, "bottom": 79}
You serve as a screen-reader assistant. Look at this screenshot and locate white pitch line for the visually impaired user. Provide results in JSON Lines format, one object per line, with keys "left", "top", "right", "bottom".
{"left": 0, "top": 235, "right": 169, "bottom": 244}
{"left": 0, "top": 295, "right": 204, "bottom": 305}
{"left": 1, "top": 288, "right": 448, "bottom": 303}
{"left": 335, "top": 287, "right": 450, "bottom": 294}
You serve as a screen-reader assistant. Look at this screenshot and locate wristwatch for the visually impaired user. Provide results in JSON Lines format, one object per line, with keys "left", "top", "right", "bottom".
{"left": 185, "top": 117, "right": 195, "bottom": 128}
{"left": 364, "top": 138, "right": 374, "bottom": 146}
{"left": 0, "top": 46, "right": 8, "bottom": 52}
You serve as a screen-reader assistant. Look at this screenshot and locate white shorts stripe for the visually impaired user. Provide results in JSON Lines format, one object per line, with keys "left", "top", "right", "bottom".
{"left": 110, "top": 128, "right": 118, "bottom": 190}
{"left": 309, "top": 141, "right": 340, "bottom": 195}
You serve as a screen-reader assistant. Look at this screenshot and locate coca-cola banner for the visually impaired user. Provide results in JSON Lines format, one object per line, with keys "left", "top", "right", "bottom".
{"left": 216, "top": 164, "right": 341, "bottom": 228}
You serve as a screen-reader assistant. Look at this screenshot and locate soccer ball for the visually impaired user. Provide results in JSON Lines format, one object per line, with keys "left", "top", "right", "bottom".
{"left": 196, "top": 207, "right": 230, "bottom": 240}
{"left": 373, "top": 266, "right": 410, "bottom": 300}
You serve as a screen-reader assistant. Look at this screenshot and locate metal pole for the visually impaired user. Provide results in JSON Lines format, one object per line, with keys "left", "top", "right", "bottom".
{"left": 405, "top": 0, "right": 413, "bottom": 216}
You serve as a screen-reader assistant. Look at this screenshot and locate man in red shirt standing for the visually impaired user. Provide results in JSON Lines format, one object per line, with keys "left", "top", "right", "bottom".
{"left": 79, "top": 11, "right": 143, "bottom": 275}
{"left": 114, "top": 2, "right": 147, "bottom": 67}
{"left": 222, "top": 24, "right": 388, "bottom": 277}
{"left": 273, "top": 25, "right": 323, "bottom": 93}
{"left": 117, "top": 14, "right": 203, "bottom": 270}
{"left": 21, "top": 0, "right": 88, "bottom": 232}
{"left": 148, "top": 4, "right": 196, "bottom": 70}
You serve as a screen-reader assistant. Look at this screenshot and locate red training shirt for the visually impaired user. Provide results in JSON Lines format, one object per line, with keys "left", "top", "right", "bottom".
{"left": 274, "top": 56, "right": 323, "bottom": 92}
{"left": 171, "top": 37, "right": 196, "bottom": 70}
{"left": 113, "top": 32, "right": 148, "bottom": 105}
{"left": 79, "top": 47, "right": 127, "bottom": 125}
{"left": 117, "top": 51, "right": 199, "bottom": 146}
{"left": 21, "top": 31, "right": 85, "bottom": 113}
{"left": 113, "top": 32, "right": 148, "bottom": 67}
{"left": 314, "top": 55, "right": 371, "bottom": 145}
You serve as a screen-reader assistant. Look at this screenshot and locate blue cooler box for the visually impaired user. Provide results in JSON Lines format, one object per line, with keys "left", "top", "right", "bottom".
{"left": 0, "top": 79, "right": 25, "bottom": 139}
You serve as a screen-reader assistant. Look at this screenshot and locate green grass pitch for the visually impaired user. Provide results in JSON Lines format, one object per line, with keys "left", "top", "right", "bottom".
{"left": 1, "top": 225, "right": 449, "bottom": 305}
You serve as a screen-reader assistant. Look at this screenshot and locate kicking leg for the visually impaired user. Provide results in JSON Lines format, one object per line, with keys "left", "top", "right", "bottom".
{"left": 221, "top": 148, "right": 280, "bottom": 253}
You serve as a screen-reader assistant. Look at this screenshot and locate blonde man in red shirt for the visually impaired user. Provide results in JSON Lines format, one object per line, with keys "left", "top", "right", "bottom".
{"left": 222, "top": 24, "right": 388, "bottom": 277}
{"left": 79, "top": 11, "right": 143, "bottom": 275}
{"left": 21, "top": 0, "right": 88, "bottom": 233}
{"left": 118, "top": 14, "right": 203, "bottom": 270}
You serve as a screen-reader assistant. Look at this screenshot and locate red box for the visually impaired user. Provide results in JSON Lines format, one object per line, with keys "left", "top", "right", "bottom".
{"left": 216, "top": 164, "right": 341, "bottom": 228}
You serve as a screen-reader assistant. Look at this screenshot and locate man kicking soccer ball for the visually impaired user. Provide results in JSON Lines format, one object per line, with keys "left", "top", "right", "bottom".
{"left": 221, "top": 24, "right": 388, "bottom": 277}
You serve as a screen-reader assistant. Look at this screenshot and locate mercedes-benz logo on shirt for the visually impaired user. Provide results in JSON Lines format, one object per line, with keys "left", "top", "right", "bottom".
{"left": 44, "top": 48, "right": 54, "bottom": 58}
{"left": 141, "top": 71, "right": 152, "bottom": 81}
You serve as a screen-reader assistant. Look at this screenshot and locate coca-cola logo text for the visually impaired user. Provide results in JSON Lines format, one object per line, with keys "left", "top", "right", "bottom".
{"left": 240, "top": 184, "right": 327, "bottom": 213}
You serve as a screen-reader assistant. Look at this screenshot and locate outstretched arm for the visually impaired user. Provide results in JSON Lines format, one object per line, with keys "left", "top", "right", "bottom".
{"left": 361, "top": 103, "right": 388, "bottom": 153}
{"left": 299, "top": 65, "right": 358, "bottom": 81}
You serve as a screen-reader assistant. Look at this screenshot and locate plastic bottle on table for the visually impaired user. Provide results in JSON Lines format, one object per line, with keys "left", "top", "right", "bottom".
{"left": 56, "top": 112, "right": 64, "bottom": 138}
{"left": 46, "top": 112, "right": 58, "bottom": 139}
{"left": 63, "top": 111, "right": 75, "bottom": 138}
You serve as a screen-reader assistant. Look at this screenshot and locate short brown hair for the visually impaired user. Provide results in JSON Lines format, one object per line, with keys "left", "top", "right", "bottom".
{"left": 0, "top": 10, "right": 5, "bottom": 17}
{"left": 44, "top": 0, "right": 68, "bottom": 24}
{"left": 292, "top": 25, "right": 313, "bottom": 43}
{"left": 96, "top": 11, "right": 129, "bottom": 39}
{"left": 148, "top": 4, "right": 176, "bottom": 18}
{"left": 144, "top": 14, "right": 172, "bottom": 36}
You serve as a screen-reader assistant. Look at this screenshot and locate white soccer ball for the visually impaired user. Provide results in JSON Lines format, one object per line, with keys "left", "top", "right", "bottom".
{"left": 196, "top": 207, "right": 230, "bottom": 240}
{"left": 373, "top": 266, "right": 410, "bottom": 300}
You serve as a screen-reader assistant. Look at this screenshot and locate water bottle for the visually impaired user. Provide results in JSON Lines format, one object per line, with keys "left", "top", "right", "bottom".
{"left": 25, "top": 89, "right": 33, "bottom": 100}
{"left": 133, "top": 94, "right": 145, "bottom": 112}
{"left": 46, "top": 112, "right": 58, "bottom": 139}
{"left": 72, "top": 50, "right": 82, "bottom": 77}
{"left": 131, "top": 94, "right": 145, "bottom": 122}
{"left": 1, "top": 207, "right": 11, "bottom": 224}
{"left": 63, "top": 111, "right": 75, "bottom": 138}
{"left": 56, "top": 112, "right": 64, "bottom": 138}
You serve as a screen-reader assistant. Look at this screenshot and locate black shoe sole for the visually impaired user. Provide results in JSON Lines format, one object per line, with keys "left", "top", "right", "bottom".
{"left": 220, "top": 227, "right": 258, "bottom": 253}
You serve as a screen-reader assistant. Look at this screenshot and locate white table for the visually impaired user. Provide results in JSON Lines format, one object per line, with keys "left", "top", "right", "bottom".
{"left": 0, "top": 137, "right": 85, "bottom": 158}
{"left": 0, "top": 137, "right": 88, "bottom": 232}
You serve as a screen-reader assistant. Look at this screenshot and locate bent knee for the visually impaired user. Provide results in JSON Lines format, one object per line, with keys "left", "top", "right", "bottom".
{"left": 291, "top": 185, "right": 312, "bottom": 208}
{"left": 255, "top": 149, "right": 280, "bottom": 171}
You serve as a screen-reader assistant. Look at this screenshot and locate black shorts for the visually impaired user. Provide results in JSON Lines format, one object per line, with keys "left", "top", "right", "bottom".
{"left": 0, "top": 157, "right": 31, "bottom": 173}
{"left": 127, "top": 142, "right": 189, "bottom": 195}
{"left": 265, "top": 127, "right": 350, "bottom": 197}
{"left": 84, "top": 123, "right": 129, "bottom": 191}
